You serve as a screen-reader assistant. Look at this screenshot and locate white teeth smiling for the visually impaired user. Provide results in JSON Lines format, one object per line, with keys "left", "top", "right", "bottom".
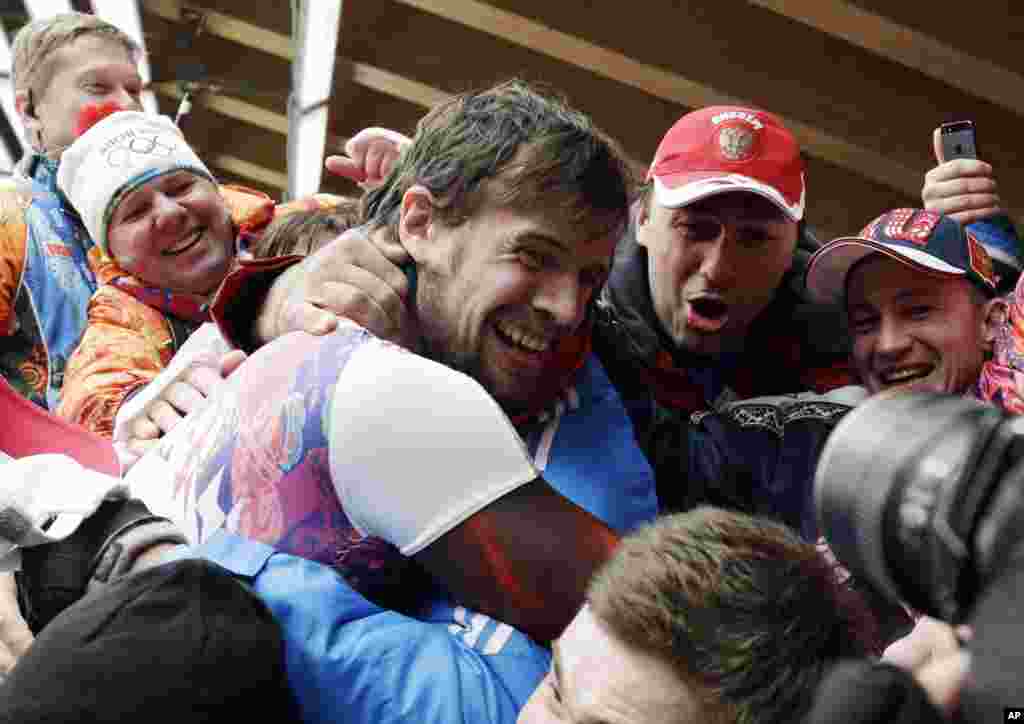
{"left": 496, "top": 320, "right": 551, "bottom": 352}
{"left": 880, "top": 366, "right": 933, "bottom": 385}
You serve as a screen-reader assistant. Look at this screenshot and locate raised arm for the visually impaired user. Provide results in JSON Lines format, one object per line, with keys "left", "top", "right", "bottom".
{"left": 922, "top": 125, "right": 1021, "bottom": 293}
{"left": 212, "top": 128, "right": 415, "bottom": 352}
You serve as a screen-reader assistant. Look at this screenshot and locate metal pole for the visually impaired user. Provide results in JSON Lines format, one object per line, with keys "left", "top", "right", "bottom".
{"left": 287, "top": 1, "right": 341, "bottom": 201}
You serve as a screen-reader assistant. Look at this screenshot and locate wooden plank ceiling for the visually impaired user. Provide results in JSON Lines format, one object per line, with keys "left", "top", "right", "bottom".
{"left": 87, "top": 1, "right": 1024, "bottom": 240}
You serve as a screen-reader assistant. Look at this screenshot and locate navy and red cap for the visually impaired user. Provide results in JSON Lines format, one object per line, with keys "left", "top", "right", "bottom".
{"left": 805, "top": 208, "right": 999, "bottom": 304}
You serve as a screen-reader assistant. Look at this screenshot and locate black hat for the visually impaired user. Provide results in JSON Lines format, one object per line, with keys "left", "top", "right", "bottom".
{"left": 0, "top": 558, "right": 295, "bottom": 722}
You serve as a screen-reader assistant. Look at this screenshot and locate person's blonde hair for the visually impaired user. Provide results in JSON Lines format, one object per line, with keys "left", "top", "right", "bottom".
{"left": 12, "top": 12, "right": 139, "bottom": 100}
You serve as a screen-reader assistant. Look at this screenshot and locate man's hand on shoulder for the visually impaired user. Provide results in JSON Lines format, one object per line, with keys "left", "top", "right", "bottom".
{"left": 254, "top": 227, "right": 413, "bottom": 346}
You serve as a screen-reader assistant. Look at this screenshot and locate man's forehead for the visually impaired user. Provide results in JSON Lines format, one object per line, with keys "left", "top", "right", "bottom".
{"left": 846, "top": 258, "right": 953, "bottom": 307}
{"left": 120, "top": 170, "right": 197, "bottom": 201}
{"left": 556, "top": 607, "right": 697, "bottom": 723}
{"left": 555, "top": 606, "right": 607, "bottom": 676}
{"left": 670, "top": 192, "right": 789, "bottom": 222}
{"left": 53, "top": 34, "right": 138, "bottom": 76}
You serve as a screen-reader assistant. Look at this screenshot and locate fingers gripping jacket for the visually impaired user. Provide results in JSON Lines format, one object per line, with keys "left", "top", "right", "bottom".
{"left": 18, "top": 499, "right": 186, "bottom": 633}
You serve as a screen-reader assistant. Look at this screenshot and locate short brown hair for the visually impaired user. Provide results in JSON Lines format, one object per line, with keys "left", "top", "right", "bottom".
{"left": 363, "top": 79, "right": 634, "bottom": 245}
{"left": 588, "top": 507, "right": 879, "bottom": 724}
{"left": 250, "top": 198, "right": 362, "bottom": 259}
{"left": 12, "top": 12, "right": 139, "bottom": 99}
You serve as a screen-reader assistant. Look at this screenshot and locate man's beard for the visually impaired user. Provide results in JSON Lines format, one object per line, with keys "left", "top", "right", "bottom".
{"left": 414, "top": 275, "right": 546, "bottom": 416}
{"left": 421, "top": 329, "right": 543, "bottom": 416}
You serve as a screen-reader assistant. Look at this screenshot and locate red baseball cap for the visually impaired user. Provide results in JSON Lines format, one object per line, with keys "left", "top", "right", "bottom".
{"left": 0, "top": 378, "right": 119, "bottom": 475}
{"left": 647, "top": 106, "right": 805, "bottom": 221}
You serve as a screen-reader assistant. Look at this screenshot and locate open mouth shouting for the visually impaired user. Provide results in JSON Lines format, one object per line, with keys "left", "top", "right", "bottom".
{"left": 686, "top": 295, "right": 730, "bottom": 334}
{"left": 162, "top": 227, "right": 204, "bottom": 257}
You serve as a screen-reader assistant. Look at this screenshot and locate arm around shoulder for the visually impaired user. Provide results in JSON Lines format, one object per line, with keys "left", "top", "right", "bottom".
{"left": 210, "top": 255, "right": 306, "bottom": 353}
{"left": 328, "top": 342, "right": 617, "bottom": 641}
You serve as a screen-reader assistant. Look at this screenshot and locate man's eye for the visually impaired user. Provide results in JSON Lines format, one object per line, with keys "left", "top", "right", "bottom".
{"left": 736, "top": 228, "right": 772, "bottom": 247}
{"left": 169, "top": 182, "right": 193, "bottom": 196}
{"left": 908, "top": 305, "right": 932, "bottom": 319}
{"left": 519, "top": 251, "right": 539, "bottom": 268}
{"left": 121, "top": 206, "right": 146, "bottom": 223}
{"left": 677, "top": 221, "right": 720, "bottom": 241}
{"left": 519, "top": 249, "right": 548, "bottom": 269}
{"left": 849, "top": 318, "right": 877, "bottom": 335}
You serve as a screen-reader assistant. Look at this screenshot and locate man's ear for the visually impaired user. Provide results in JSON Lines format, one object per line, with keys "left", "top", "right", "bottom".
{"left": 15, "top": 89, "right": 34, "bottom": 120}
{"left": 981, "top": 296, "right": 1008, "bottom": 353}
{"left": 635, "top": 196, "right": 650, "bottom": 226}
{"left": 634, "top": 197, "right": 651, "bottom": 249}
{"left": 398, "top": 184, "right": 437, "bottom": 263}
{"left": 15, "top": 89, "right": 42, "bottom": 150}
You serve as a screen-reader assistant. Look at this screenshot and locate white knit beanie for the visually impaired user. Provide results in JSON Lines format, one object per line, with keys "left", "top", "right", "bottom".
{"left": 57, "top": 111, "right": 214, "bottom": 255}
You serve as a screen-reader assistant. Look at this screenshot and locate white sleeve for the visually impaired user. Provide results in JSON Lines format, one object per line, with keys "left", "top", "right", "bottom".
{"left": 0, "top": 454, "right": 129, "bottom": 569}
{"left": 328, "top": 341, "right": 538, "bottom": 555}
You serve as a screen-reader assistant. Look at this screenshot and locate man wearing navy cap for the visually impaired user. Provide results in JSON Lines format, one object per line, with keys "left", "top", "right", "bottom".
{"left": 805, "top": 208, "right": 1007, "bottom": 400}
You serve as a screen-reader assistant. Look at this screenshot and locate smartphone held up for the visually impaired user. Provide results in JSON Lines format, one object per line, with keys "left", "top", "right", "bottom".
{"left": 940, "top": 120, "right": 978, "bottom": 161}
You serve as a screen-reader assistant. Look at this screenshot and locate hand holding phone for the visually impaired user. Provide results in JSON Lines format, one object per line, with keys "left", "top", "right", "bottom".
{"left": 925, "top": 120, "right": 1001, "bottom": 226}
{"left": 938, "top": 120, "right": 978, "bottom": 162}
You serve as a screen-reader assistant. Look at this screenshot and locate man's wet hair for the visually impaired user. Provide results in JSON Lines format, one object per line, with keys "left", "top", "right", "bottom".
{"left": 363, "top": 79, "right": 634, "bottom": 243}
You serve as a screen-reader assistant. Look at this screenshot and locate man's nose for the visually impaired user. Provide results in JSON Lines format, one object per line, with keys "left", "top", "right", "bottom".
{"left": 533, "top": 272, "right": 588, "bottom": 330}
{"left": 112, "top": 86, "right": 143, "bottom": 112}
{"left": 874, "top": 316, "right": 913, "bottom": 360}
{"left": 152, "top": 193, "right": 187, "bottom": 231}
{"left": 700, "top": 233, "right": 738, "bottom": 288}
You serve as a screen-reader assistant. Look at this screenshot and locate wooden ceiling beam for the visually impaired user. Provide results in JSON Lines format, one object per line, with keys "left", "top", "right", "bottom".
{"left": 142, "top": 0, "right": 292, "bottom": 59}
{"left": 207, "top": 153, "right": 288, "bottom": 191}
{"left": 151, "top": 83, "right": 352, "bottom": 191}
{"left": 350, "top": 63, "right": 449, "bottom": 109}
{"left": 393, "top": 0, "right": 928, "bottom": 202}
{"left": 142, "top": 0, "right": 447, "bottom": 109}
{"left": 152, "top": 81, "right": 350, "bottom": 151}
{"left": 747, "top": 0, "right": 1024, "bottom": 119}
{"left": 143, "top": 0, "right": 649, "bottom": 177}
{"left": 152, "top": 82, "right": 288, "bottom": 134}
